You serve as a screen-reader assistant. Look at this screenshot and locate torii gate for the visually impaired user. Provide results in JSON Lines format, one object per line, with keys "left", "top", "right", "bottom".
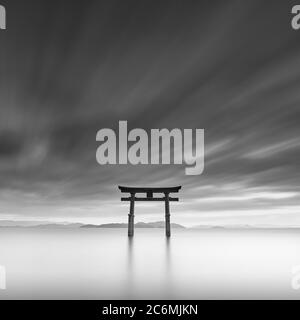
{"left": 118, "top": 186, "right": 182, "bottom": 237}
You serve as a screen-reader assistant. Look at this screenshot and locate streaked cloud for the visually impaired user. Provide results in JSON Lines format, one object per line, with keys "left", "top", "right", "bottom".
{"left": 0, "top": 0, "right": 299, "bottom": 226}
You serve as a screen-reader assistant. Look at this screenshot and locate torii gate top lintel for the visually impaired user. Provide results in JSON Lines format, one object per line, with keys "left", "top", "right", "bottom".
{"left": 118, "top": 185, "right": 182, "bottom": 237}
{"left": 118, "top": 186, "right": 181, "bottom": 194}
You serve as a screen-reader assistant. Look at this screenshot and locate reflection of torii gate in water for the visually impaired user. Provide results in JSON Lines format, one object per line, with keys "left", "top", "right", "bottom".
{"left": 118, "top": 186, "right": 182, "bottom": 237}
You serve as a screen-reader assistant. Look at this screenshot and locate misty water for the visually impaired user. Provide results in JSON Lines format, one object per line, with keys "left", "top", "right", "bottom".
{"left": 0, "top": 228, "right": 300, "bottom": 299}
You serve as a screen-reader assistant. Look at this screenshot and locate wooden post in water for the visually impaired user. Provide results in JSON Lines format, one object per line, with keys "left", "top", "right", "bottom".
{"left": 164, "top": 192, "right": 171, "bottom": 237}
{"left": 128, "top": 193, "right": 135, "bottom": 237}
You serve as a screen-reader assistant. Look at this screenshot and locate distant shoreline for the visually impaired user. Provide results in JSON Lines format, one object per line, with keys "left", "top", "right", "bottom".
{"left": 0, "top": 221, "right": 299, "bottom": 231}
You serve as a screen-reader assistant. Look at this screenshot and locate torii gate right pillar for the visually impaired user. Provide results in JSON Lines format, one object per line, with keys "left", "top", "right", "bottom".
{"left": 128, "top": 193, "right": 135, "bottom": 237}
{"left": 165, "top": 193, "right": 171, "bottom": 237}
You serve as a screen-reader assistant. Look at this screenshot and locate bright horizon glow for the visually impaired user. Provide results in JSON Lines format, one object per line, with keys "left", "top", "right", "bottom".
{"left": 195, "top": 192, "right": 298, "bottom": 202}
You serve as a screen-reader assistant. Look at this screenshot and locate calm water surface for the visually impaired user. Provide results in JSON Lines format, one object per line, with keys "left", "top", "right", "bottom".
{"left": 0, "top": 228, "right": 299, "bottom": 299}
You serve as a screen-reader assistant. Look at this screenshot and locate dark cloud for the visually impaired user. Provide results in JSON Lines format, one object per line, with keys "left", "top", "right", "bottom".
{"left": 0, "top": 130, "right": 22, "bottom": 157}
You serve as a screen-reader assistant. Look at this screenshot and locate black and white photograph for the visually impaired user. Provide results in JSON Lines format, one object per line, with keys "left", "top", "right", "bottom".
{"left": 0, "top": 0, "right": 300, "bottom": 310}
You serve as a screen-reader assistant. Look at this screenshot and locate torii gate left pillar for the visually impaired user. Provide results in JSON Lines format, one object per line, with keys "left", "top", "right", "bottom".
{"left": 128, "top": 193, "right": 135, "bottom": 237}
{"left": 118, "top": 186, "right": 182, "bottom": 237}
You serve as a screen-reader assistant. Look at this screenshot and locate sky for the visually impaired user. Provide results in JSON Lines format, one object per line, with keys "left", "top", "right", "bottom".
{"left": 0, "top": 0, "right": 300, "bottom": 227}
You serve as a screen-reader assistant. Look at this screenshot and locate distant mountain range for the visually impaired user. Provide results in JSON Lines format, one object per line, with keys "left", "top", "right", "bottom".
{"left": 0, "top": 220, "right": 298, "bottom": 229}
{"left": 0, "top": 221, "right": 85, "bottom": 228}
{"left": 0, "top": 220, "right": 185, "bottom": 229}
{"left": 81, "top": 221, "right": 185, "bottom": 229}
